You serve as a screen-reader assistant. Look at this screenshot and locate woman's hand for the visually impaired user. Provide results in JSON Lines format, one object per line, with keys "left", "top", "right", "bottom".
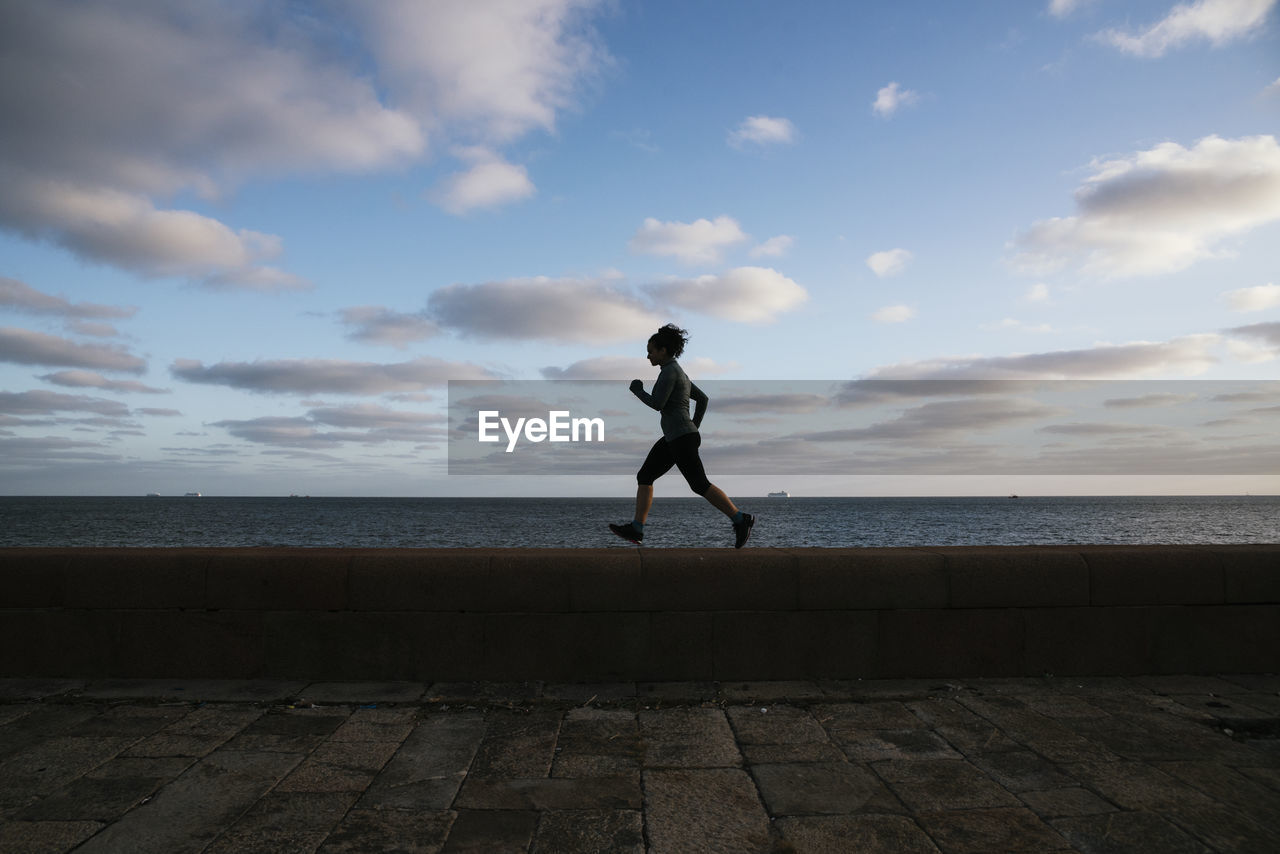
{"left": 629, "top": 379, "right": 644, "bottom": 394}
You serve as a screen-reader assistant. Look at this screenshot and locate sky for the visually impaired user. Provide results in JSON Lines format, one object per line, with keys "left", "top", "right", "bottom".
{"left": 1, "top": 0, "right": 1278, "bottom": 498}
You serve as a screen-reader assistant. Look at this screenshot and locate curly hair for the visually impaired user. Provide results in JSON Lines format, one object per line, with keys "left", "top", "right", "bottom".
{"left": 648, "top": 323, "right": 689, "bottom": 359}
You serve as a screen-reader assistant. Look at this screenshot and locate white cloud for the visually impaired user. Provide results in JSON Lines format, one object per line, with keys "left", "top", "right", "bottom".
{"left": 1096, "top": 0, "right": 1277, "bottom": 58}
{"left": 1011, "top": 135, "right": 1280, "bottom": 278}
{"left": 1267, "top": 76, "right": 1280, "bottom": 96}
{"left": 872, "top": 82, "right": 919, "bottom": 117}
{"left": 866, "top": 248, "right": 913, "bottom": 277}
{"left": 540, "top": 356, "right": 652, "bottom": 379}
{"left": 429, "top": 276, "right": 662, "bottom": 343}
{"left": 629, "top": 216, "right": 748, "bottom": 265}
{"left": 1025, "top": 283, "right": 1052, "bottom": 302}
{"left": 430, "top": 150, "right": 536, "bottom": 214}
{"left": 349, "top": 0, "right": 608, "bottom": 144}
{"left": 646, "top": 267, "right": 808, "bottom": 323}
{"left": 0, "top": 1, "right": 607, "bottom": 285}
{"left": 0, "top": 175, "right": 308, "bottom": 289}
{"left": 872, "top": 305, "right": 916, "bottom": 324}
{"left": 728, "top": 116, "right": 797, "bottom": 148}
{"left": 1048, "top": 0, "right": 1097, "bottom": 17}
{"left": 749, "top": 235, "right": 795, "bottom": 259}
{"left": 1225, "top": 283, "right": 1280, "bottom": 311}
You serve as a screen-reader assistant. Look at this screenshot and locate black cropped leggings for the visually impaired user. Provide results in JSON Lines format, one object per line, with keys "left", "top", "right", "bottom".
{"left": 636, "top": 432, "right": 712, "bottom": 496}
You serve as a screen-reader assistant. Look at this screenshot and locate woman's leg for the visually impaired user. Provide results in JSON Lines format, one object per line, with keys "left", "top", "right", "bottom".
{"left": 670, "top": 433, "right": 738, "bottom": 518}
{"left": 699, "top": 484, "right": 738, "bottom": 519}
{"left": 634, "top": 483, "right": 654, "bottom": 524}
{"left": 632, "top": 438, "right": 674, "bottom": 525}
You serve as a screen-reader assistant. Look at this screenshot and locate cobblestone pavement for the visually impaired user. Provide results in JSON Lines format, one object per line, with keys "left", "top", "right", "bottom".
{"left": 0, "top": 675, "right": 1277, "bottom": 853}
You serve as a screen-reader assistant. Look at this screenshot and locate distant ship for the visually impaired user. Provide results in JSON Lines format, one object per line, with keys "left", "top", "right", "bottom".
{"left": 145, "top": 492, "right": 161, "bottom": 498}
{"left": 184, "top": 492, "right": 202, "bottom": 497}
{"left": 768, "top": 490, "right": 790, "bottom": 498}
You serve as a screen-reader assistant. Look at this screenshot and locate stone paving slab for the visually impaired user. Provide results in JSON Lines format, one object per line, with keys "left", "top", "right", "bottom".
{"left": 0, "top": 675, "right": 1276, "bottom": 852}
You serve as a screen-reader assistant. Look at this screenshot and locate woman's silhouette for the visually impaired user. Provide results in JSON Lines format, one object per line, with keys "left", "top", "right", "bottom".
{"left": 610, "top": 324, "right": 754, "bottom": 548}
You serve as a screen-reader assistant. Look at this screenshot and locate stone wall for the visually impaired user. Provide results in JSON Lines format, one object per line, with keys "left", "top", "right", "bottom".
{"left": 2, "top": 546, "right": 1277, "bottom": 681}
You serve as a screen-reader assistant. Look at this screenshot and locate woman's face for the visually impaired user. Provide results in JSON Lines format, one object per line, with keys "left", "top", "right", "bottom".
{"left": 646, "top": 341, "right": 668, "bottom": 366}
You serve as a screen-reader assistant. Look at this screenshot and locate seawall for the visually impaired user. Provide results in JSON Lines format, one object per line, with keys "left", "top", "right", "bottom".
{"left": 2, "top": 546, "right": 1277, "bottom": 681}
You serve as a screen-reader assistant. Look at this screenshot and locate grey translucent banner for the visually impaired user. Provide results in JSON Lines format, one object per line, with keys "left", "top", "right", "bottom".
{"left": 447, "top": 379, "right": 1280, "bottom": 476}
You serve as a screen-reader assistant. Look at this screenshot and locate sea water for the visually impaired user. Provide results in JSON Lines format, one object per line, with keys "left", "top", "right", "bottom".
{"left": 0, "top": 495, "right": 1276, "bottom": 548}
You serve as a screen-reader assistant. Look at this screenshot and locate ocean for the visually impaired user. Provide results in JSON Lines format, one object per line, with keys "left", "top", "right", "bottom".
{"left": 0, "top": 495, "right": 1276, "bottom": 549}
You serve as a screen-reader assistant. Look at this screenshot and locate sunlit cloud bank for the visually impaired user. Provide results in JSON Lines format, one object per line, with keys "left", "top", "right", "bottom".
{"left": 629, "top": 216, "right": 748, "bottom": 265}
{"left": 1011, "top": 135, "right": 1280, "bottom": 277}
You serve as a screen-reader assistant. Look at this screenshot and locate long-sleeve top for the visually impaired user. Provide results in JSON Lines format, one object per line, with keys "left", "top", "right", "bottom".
{"left": 631, "top": 359, "right": 708, "bottom": 441}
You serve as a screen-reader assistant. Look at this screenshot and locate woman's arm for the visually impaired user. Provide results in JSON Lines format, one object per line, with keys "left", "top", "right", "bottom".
{"left": 690, "top": 382, "right": 708, "bottom": 427}
{"left": 631, "top": 363, "right": 676, "bottom": 411}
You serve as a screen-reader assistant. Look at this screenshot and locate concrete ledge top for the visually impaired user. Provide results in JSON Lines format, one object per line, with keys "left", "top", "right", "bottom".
{"left": 3, "top": 544, "right": 1277, "bottom": 612}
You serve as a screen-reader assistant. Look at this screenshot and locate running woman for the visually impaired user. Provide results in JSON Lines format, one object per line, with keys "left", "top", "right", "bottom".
{"left": 610, "top": 324, "right": 755, "bottom": 548}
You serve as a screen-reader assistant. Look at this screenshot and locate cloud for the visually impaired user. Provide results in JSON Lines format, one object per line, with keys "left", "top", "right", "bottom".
{"left": 348, "top": 0, "right": 609, "bottom": 144}
{"left": 1226, "top": 321, "right": 1280, "bottom": 350}
{"left": 728, "top": 116, "right": 797, "bottom": 148}
{"left": 428, "top": 276, "right": 661, "bottom": 343}
{"left": 1267, "top": 76, "right": 1280, "bottom": 96}
{"left": 1010, "top": 135, "right": 1280, "bottom": 278}
{"left": 540, "top": 356, "right": 651, "bottom": 379}
{"left": 749, "top": 235, "right": 795, "bottom": 259}
{"left": 540, "top": 355, "right": 736, "bottom": 379}
{"left": 645, "top": 267, "right": 808, "bottom": 323}
{"left": 0, "top": 1, "right": 607, "bottom": 284}
{"left": 0, "top": 390, "right": 131, "bottom": 418}
{"left": 0, "top": 327, "right": 146, "bottom": 373}
{"left": 866, "top": 248, "right": 913, "bottom": 277}
{"left": 0, "top": 277, "right": 136, "bottom": 320}
{"left": 0, "top": 176, "right": 309, "bottom": 289}
{"left": 39, "top": 371, "right": 168, "bottom": 394}
{"left": 1048, "top": 0, "right": 1097, "bottom": 17}
{"left": 213, "top": 403, "right": 447, "bottom": 449}
{"left": 341, "top": 307, "right": 440, "bottom": 348}
{"left": 872, "top": 305, "right": 916, "bottom": 324}
{"left": 67, "top": 322, "right": 123, "bottom": 339}
{"left": 1025, "top": 283, "right": 1052, "bottom": 302}
{"left": 1104, "top": 393, "right": 1198, "bottom": 408}
{"left": 872, "top": 82, "right": 919, "bottom": 117}
{"left": 171, "top": 356, "right": 495, "bottom": 395}
{"left": 710, "top": 393, "right": 829, "bottom": 415}
{"left": 801, "top": 398, "right": 1067, "bottom": 443}
{"left": 430, "top": 149, "right": 536, "bottom": 214}
{"left": 629, "top": 216, "right": 749, "bottom": 265}
{"left": 861, "top": 334, "right": 1221, "bottom": 381}
{"left": 1096, "top": 0, "right": 1277, "bottom": 57}
{"left": 1224, "top": 282, "right": 1280, "bottom": 311}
